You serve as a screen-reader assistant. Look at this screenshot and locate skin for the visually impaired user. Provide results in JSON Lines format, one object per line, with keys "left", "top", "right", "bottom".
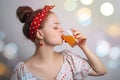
{"left": 25, "top": 13, "right": 107, "bottom": 80}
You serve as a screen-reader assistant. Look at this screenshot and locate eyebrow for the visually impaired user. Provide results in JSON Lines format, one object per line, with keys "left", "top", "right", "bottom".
{"left": 54, "top": 22, "right": 61, "bottom": 24}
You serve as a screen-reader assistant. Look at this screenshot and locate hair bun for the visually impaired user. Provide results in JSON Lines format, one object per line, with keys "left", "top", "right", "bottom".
{"left": 16, "top": 6, "right": 33, "bottom": 23}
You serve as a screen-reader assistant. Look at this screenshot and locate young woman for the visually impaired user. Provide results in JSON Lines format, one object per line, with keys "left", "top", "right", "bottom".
{"left": 10, "top": 5, "right": 107, "bottom": 80}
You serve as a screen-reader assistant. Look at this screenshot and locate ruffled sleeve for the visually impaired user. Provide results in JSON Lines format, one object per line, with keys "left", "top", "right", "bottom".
{"left": 63, "top": 50, "right": 92, "bottom": 80}
{"left": 10, "top": 62, "right": 29, "bottom": 80}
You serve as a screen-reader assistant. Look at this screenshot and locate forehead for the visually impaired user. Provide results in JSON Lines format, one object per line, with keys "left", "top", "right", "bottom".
{"left": 47, "top": 13, "right": 60, "bottom": 23}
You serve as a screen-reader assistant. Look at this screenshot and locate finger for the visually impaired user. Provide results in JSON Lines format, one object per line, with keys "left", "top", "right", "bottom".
{"left": 76, "top": 34, "right": 87, "bottom": 40}
{"left": 71, "top": 28, "right": 77, "bottom": 32}
{"left": 73, "top": 31, "right": 81, "bottom": 36}
{"left": 75, "top": 34, "right": 82, "bottom": 39}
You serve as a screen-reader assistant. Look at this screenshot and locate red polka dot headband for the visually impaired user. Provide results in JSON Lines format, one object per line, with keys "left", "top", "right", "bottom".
{"left": 29, "top": 5, "right": 55, "bottom": 42}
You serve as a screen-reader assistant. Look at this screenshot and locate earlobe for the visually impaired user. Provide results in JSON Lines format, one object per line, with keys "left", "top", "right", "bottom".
{"left": 36, "top": 30, "right": 44, "bottom": 39}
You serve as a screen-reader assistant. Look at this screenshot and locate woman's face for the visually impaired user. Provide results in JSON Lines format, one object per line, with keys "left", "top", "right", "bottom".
{"left": 41, "top": 13, "right": 64, "bottom": 46}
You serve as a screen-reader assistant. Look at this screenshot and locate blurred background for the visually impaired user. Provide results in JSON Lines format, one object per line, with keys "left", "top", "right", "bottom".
{"left": 0, "top": 0, "right": 120, "bottom": 80}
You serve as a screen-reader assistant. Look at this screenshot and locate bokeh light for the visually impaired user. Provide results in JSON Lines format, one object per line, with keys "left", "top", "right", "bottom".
{"left": 64, "top": 0, "right": 77, "bottom": 12}
{"left": 96, "top": 40, "right": 111, "bottom": 57}
{"left": 72, "top": 0, "right": 79, "bottom": 1}
{"left": 0, "top": 40, "right": 5, "bottom": 52}
{"left": 106, "top": 24, "right": 120, "bottom": 37}
{"left": 0, "top": 62, "right": 11, "bottom": 76}
{"left": 107, "top": 59, "right": 120, "bottom": 69}
{"left": 109, "top": 47, "right": 120, "bottom": 60}
{"left": 80, "top": 0, "right": 93, "bottom": 5}
{"left": 0, "top": 32, "right": 5, "bottom": 41}
{"left": 3, "top": 43, "right": 18, "bottom": 60}
{"left": 100, "top": 2, "right": 114, "bottom": 16}
{"left": 75, "top": 7, "right": 92, "bottom": 26}
{"left": 79, "top": 18, "right": 91, "bottom": 26}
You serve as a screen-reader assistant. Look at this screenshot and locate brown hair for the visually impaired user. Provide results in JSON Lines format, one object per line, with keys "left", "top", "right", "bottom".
{"left": 16, "top": 6, "right": 54, "bottom": 40}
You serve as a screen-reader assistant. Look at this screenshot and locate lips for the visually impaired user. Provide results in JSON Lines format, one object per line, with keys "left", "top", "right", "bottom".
{"left": 61, "top": 34, "right": 64, "bottom": 40}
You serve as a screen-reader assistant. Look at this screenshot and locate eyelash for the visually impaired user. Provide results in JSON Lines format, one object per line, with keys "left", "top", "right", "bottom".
{"left": 53, "top": 23, "right": 61, "bottom": 29}
{"left": 54, "top": 27, "right": 58, "bottom": 29}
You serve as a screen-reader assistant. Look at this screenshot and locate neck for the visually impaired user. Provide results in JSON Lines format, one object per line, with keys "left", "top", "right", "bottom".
{"left": 32, "top": 44, "right": 56, "bottom": 63}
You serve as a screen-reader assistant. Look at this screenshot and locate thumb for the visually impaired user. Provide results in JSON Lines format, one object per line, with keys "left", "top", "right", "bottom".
{"left": 71, "top": 28, "right": 77, "bottom": 32}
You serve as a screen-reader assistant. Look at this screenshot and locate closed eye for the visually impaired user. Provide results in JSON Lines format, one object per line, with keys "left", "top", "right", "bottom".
{"left": 53, "top": 22, "right": 61, "bottom": 29}
{"left": 53, "top": 26, "right": 58, "bottom": 29}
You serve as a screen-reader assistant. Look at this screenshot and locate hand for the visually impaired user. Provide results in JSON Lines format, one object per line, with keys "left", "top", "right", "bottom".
{"left": 72, "top": 28, "right": 87, "bottom": 48}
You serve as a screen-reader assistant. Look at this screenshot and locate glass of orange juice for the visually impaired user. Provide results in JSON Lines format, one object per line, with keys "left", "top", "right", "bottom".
{"left": 62, "top": 29, "right": 78, "bottom": 47}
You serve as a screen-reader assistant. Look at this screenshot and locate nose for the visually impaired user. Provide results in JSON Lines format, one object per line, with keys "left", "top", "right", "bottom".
{"left": 59, "top": 27, "right": 64, "bottom": 33}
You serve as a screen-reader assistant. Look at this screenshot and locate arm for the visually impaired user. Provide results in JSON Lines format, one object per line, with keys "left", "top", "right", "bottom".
{"left": 80, "top": 45, "right": 107, "bottom": 76}
{"left": 72, "top": 28, "right": 107, "bottom": 76}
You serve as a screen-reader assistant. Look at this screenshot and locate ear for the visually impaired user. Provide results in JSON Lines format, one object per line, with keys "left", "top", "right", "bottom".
{"left": 36, "top": 29, "right": 44, "bottom": 40}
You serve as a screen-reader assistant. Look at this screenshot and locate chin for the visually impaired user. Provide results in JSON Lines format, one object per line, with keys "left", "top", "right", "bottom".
{"left": 52, "top": 39, "right": 63, "bottom": 45}
{"left": 55, "top": 41, "right": 63, "bottom": 45}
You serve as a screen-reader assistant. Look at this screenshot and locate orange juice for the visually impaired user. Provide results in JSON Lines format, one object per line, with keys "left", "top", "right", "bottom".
{"left": 62, "top": 35, "right": 77, "bottom": 47}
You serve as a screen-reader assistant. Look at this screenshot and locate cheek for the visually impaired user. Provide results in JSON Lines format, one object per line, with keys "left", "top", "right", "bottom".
{"left": 43, "top": 33, "right": 56, "bottom": 43}
{"left": 43, "top": 33, "right": 61, "bottom": 44}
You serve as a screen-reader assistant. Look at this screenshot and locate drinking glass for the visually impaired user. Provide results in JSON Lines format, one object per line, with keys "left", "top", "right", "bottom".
{"left": 62, "top": 29, "right": 78, "bottom": 47}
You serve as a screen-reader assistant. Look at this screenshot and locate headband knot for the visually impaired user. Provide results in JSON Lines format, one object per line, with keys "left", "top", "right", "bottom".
{"left": 29, "top": 5, "right": 55, "bottom": 42}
